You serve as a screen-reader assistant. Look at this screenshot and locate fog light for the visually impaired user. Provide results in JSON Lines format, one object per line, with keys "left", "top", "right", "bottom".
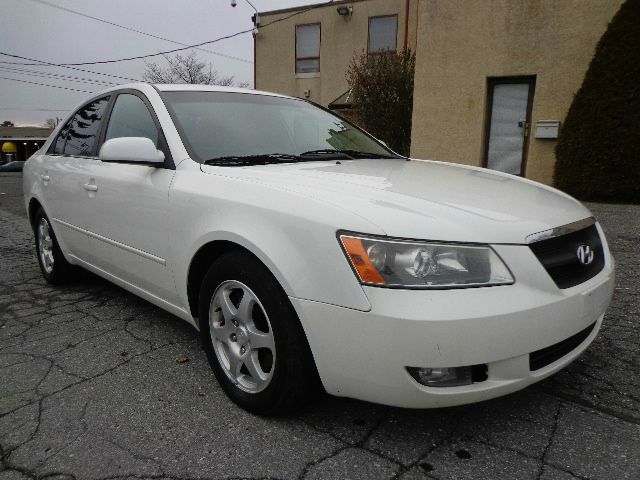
{"left": 407, "top": 366, "right": 472, "bottom": 387}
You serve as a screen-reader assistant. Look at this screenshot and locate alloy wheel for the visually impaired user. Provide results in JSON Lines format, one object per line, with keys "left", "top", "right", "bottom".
{"left": 37, "top": 217, "right": 54, "bottom": 274}
{"left": 209, "top": 280, "right": 276, "bottom": 393}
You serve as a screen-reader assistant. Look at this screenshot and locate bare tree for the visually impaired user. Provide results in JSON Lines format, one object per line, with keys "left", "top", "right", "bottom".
{"left": 44, "top": 118, "right": 57, "bottom": 129}
{"left": 143, "top": 51, "right": 246, "bottom": 86}
{"left": 346, "top": 49, "right": 416, "bottom": 156}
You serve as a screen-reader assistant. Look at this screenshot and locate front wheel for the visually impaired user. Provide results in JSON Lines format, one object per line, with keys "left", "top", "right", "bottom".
{"left": 198, "top": 251, "right": 322, "bottom": 415}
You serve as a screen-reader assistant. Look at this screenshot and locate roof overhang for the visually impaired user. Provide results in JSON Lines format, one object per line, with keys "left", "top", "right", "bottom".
{"left": 260, "top": 0, "right": 368, "bottom": 17}
{"left": 0, "top": 137, "right": 48, "bottom": 141}
{"left": 328, "top": 89, "right": 354, "bottom": 110}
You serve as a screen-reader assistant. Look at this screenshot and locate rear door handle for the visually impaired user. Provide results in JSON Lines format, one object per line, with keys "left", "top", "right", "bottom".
{"left": 83, "top": 183, "right": 98, "bottom": 192}
{"left": 41, "top": 175, "right": 50, "bottom": 181}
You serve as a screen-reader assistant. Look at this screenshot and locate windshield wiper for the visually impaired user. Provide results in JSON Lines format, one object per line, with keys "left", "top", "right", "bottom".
{"left": 203, "top": 149, "right": 400, "bottom": 166}
{"left": 203, "top": 153, "right": 302, "bottom": 166}
{"left": 300, "top": 149, "right": 398, "bottom": 159}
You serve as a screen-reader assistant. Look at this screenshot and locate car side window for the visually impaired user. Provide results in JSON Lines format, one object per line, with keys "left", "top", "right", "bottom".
{"left": 51, "top": 120, "right": 72, "bottom": 155}
{"left": 63, "top": 96, "right": 110, "bottom": 157}
{"left": 104, "top": 94, "right": 159, "bottom": 146}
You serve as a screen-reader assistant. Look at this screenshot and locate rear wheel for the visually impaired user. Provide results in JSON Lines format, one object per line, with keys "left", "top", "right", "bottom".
{"left": 198, "top": 250, "right": 322, "bottom": 415}
{"left": 34, "top": 208, "right": 75, "bottom": 284}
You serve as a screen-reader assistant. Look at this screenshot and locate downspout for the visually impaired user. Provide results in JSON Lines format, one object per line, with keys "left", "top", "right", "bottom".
{"left": 403, "top": 0, "right": 410, "bottom": 50}
{"left": 253, "top": 33, "right": 257, "bottom": 89}
{"left": 414, "top": 0, "right": 419, "bottom": 51}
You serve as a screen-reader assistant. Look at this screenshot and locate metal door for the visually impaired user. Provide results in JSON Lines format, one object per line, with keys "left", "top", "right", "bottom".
{"left": 484, "top": 78, "right": 535, "bottom": 175}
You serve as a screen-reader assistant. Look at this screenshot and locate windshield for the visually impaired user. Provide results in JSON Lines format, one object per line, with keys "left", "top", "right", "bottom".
{"left": 162, "top": 91, "right": 397, "bottom": 164}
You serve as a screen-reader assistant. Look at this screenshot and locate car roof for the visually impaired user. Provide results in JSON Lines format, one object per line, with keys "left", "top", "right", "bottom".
{"left": 95, "top": 82, "right": 294, "bottom": 100}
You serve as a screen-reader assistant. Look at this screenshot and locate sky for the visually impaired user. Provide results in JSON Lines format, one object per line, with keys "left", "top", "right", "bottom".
{"left": 0, "top": 0, "right": 319, "bottom": 126}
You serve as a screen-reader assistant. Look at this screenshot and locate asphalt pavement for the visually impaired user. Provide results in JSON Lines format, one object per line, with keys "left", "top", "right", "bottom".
{"left": 1, "top": 172, "right": 638, "bottom": 480}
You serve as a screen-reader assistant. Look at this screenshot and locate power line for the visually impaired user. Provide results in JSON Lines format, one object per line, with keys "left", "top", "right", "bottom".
{"left": 0, "top": 76, "right": 94, "bottom": 94}
{"left": 1, "top": 28, "right": 255, "bottom": 67}
{"left": 0, "top": 1, "right": 335, "bottom": 67}
{"left": 0, "top": 65, "right": 117, "bottom": 86}
{"left": 0, "top": 65, "right": 115, "bottom": 85}
{"left": 0, "top": 52, "right": 140, "bottom": 82}
{"left": 28, "top": 0, "right": 253, "bottom": 65}
{"left": 0, "top": 67, "right": 114, "bottom": 87}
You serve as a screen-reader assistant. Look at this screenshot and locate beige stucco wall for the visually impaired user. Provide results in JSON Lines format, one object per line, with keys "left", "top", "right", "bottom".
{"left": 410, "top": 0, "right": 622, "bottom": 185}
{"left": 256, "top": 0, "right": 418, "bottom": 106}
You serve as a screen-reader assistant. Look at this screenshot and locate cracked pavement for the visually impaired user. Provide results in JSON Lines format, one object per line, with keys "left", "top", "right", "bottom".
{"left": 1, "top": 172, "right": 639, "bottom": 480}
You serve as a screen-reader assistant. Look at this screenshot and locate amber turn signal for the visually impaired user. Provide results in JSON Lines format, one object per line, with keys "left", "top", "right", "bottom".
{"left": 340, "top": 236, "right": 385, "bottom": 285}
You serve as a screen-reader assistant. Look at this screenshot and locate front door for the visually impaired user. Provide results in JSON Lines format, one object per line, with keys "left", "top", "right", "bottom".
{"left": 84, "top": 92, "right": 178, "bottom": 304}
{"left": 484, "top": 77, "right": 535, "bottom": 176}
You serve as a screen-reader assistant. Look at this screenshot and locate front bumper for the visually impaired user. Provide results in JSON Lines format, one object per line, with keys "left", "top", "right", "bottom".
{"left": 290, "top": 241, "right": 615, "bottom": 408}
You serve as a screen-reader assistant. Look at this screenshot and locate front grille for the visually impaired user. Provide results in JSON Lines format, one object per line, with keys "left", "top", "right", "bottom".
{"left": 529, "top": 322, "right": 596, "bottom": 371}
{"left": 529, "top": 224, "right": 604, "bottom": 289}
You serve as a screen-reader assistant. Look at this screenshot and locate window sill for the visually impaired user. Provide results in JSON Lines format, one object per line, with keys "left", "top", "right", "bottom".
{"left": 295, "top": 72, "right": 320, "bottom": 79}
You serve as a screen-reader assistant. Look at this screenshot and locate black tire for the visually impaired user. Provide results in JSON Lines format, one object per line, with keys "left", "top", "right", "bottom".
{"left": 33, "top": 207, "right": 75, "bottom": 284}
{"left": 198, "top": 250, "right": 322, "bottom": 415}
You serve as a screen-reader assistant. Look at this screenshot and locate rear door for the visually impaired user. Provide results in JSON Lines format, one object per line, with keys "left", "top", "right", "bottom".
{"left": 82, "top": 91, "right": 178, "bottom": 303}
{"left": 484, "top": 77, "right": 535, "bottom": 176}
{"left": 39, "top": 96, "right": 111, "bottom": 259}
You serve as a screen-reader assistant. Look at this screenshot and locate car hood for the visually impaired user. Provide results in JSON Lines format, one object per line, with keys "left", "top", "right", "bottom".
{"left": 200, "top": 158, "right": 592, "bottom": 244}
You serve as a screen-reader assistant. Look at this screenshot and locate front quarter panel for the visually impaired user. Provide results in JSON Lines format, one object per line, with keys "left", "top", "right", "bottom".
{"left": 169, "top": 164, "right": 382, "bottom": 314}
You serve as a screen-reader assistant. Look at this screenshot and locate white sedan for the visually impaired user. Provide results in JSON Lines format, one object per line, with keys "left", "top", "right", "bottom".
{"left": 23, "top": 84, "right": 614, "bottom": 415}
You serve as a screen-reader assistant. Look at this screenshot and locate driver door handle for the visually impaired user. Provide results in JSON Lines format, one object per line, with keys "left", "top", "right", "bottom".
{"left": 83, "top": 183, "right": 98, "bottom": 192}
{"left": 41, "top": 174, "right": 50, "bottom": 181}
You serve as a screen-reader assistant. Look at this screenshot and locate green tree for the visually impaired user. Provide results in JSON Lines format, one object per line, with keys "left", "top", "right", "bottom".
{"left": 346, "top": 49, "right": 415, "bottom": 156}
{"left": 554, "top": 0, "right": 640, "bottom": 203}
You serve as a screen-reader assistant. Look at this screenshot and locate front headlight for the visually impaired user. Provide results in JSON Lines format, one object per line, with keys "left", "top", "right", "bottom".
{"left": 339, "top": 233, "right": 514, "bottom": 289}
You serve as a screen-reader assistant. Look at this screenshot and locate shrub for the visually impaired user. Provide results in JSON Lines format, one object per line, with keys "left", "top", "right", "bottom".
{"left": 346, "top": 49, "right": 416, "bottom": 156}
{"left": 554, "top": 0, "right": 640, "bottom": 203}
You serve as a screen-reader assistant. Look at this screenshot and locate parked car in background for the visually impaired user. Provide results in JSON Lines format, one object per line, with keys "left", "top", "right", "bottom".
{"left": 0, "top": 160, "right": 25, "bottom": 172}
{"left": 23, "top": 84, "right": 614, "bottom": 415}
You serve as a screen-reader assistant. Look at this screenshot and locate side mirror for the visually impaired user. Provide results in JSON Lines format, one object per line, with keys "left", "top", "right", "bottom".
{"left": 99, "top": 137, "right": 165, "bottom": 166}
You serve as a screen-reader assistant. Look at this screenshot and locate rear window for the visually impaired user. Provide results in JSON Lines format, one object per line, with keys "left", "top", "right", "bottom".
{"left": 51, "top": 121, "right": 71, "bottom": 155}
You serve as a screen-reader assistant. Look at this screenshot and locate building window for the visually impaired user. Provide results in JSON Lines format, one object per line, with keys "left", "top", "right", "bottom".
{"left": 368, "top": 15, "right": 398, "bottom": 53}
{"left": 296, "top": 23, "right": 320, "bottom": 73}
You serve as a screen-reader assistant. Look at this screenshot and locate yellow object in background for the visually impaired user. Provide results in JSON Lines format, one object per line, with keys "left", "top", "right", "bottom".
{"left": 1, "top": 142, "right": 17, "bottom": 153}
